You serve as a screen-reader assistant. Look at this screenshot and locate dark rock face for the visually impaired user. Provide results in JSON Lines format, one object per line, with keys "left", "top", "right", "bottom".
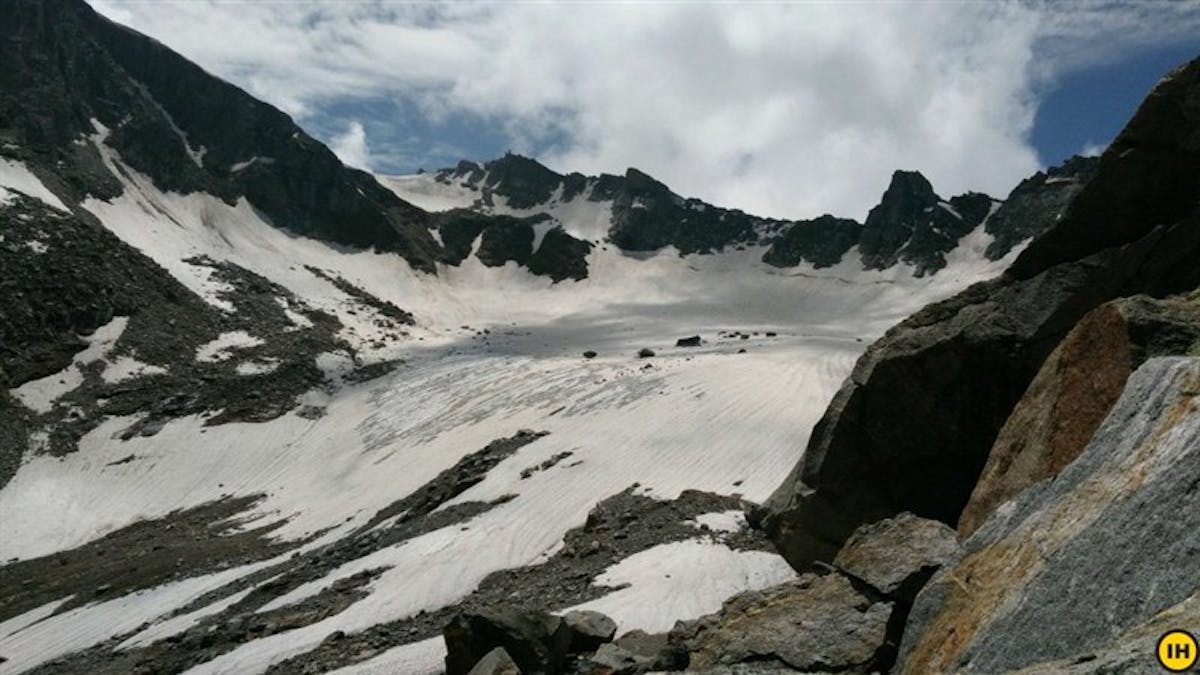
{"left": 605, "top": 169, "right": 790, "bottom": 255}
{"left": 0, "top": 0, "right": 441, "bottom": 272}
{"left": 439, "top": 154, "right": 587, "bottom": 209}
{"left": 675, "top": 336, "right": 702, "bottom": 347}
{"left": 444, "top": 608, "right": 572, "bottom": 675}
{"left": 897, "top": 357, "right": 1200, "bottom": 674}
{"left": 528, "top": 227, "right": 594, "bottom": 282}
{"left": 434, "top": 210, "right": 592, "bottom": 281}
{"left": 466, "top": 647, "right": 520, "bottom": 675}
{"left": 958, "top": 291, "right": 1200, "bottom": 536}
{"left": 762, "top": 215, "right": 862, "bottom": 269}
{"left": 476, "top": 218, "right": 536, "bottom": 268}
{"left": 757, "top": 56, "right": 1200, "bottom": 569}
{"left": 561, "top": 610, "right": 617, "bottom": 654}
{"left": 858, "top": 171, "right": 995, "bottom": 275}
{"left": 984, "top": 155, "right": 1099, "bottom": 260}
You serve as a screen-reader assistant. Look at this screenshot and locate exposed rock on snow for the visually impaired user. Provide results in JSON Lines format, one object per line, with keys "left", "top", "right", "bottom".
{"left": 561, "top": 610, "right": 617, "bottom": 654}
{"left": 897, "top": 357, "right": 1200, "bottom": 674}
{"left": 443, "top": 608, "right": 573, "bottom": 675}
{"left": 758, "top": 56, "right": 1200, "bottom": 568}
{"left": 670, "top": 573, "right": 892, "bottom": 672}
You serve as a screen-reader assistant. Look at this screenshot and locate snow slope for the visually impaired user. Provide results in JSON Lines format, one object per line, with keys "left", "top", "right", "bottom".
{"left": 0, "top": 153, "right": 1021, "bottom": 673}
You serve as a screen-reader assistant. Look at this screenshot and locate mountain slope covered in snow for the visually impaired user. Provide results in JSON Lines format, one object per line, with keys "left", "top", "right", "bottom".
{"left": 0, "top": 2, "right": 1127, "bottom": 674}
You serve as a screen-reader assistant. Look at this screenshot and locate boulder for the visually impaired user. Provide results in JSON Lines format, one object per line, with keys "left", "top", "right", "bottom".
{"left": 636, "top": 348, "right": 655, "bottom": 358}
{"left": 467, "top": 647, "right": 521, "bottom": 675}
{"left": 561, "top": 610, "right": 617, "bottom": 654}
{"left": 675, "top": 336, "right": 702, "bottom": 347}
{"left": 443, "top": 608, "right": 571, "bottom": 675}
{"left": 833, "top": 512, "right": 957, "bottom": 602}
{"left": 756, "top": 57, "right": 1200, "bottom": 569}
{"left": 670, "top": 573, "right": 892, "bottom": 672}
{"left": 897, "top": 357, "right": 1200, "bottom": 673}
{"left": 958, "top": 291, "right": 1200, "bottom": 535}
{"left": 582, "top": 351, "right": 597, "bottom": 359}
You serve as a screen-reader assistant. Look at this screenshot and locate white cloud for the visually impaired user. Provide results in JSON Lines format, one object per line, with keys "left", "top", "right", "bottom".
{"left": 1079, "top": 141, "right": 1107, "bottom": 158}
{"left": 88, "top": 0, "right": 1199, "bottom": 220}
{"left": 330, "top": 121, "right": 373, "bottom": 170}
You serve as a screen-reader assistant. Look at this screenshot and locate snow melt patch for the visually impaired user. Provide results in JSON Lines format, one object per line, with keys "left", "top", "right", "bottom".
{"left": 0, "top": 560, "right": 276, "bottom": 673}
{"left": 689, "top": 510, "right": 747, "bottom": 534}
{"left": 102, "top": 356, "right": 168, "bottom": 384}
{"left": 568, "top": 540, "right": 796, "bottom": 634}
{"left": 328, "top": 637, "right": 445, "bottom": 675}
{"left": 196, "top": 331, "right": 264, "bottom": 362}
{"left": 0, "top": 157, "right": 69, "bottom": 211}
{"left": 377, "top": 173, "right": 480, "bottom": 212}
{"left": 236, "top": 359, "right": 280, "bottom": 376}
{"left": 11, "top": 317, "right": 128, "bottom": 413}
{"left": 118, "top": 583, "right": 260, "bottom": 650}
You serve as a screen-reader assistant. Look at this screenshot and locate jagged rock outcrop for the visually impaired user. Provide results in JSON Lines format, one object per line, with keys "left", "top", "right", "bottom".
{"left": 761, "top": 215, "right": 862, "bottom": 269}
{"left": 0, "top": 0, "right": 441, "bottom": 271}
{"left": 664, "top": 513, "right": 956, "bottom": 674}
{"left": 669, "top": 573, "right": 893, "bottom": 672}
{"left": 433, "top": 210, "right": 592, "bottom": 281}
{"left": 832, "top": 512, "right": 957, "bottom": 603}
{"left": 858, "top": 171, "right": 994, "bottom": 275}
{"left": 958, "top": 291, "right": 1200, "bottom": 536}
{"left": 527, "top": 227, "right": 594, "bottom": 282}
{"left": 435, "top": 149, "right": 1092, "bottom": 277}
{"left": 897, "top": 357, "right": 1200, "bottom": 673}
{"left": 755, "top": 56, "right": 1200, "bottom": 568}
{"left": 444, "top": 608, "right": 574, "bottom": 675}
{"left": 983, "top": 155, "right": 1099, "bottom": 260}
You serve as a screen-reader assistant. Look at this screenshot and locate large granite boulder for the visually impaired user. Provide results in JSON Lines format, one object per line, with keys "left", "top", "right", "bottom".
{"left": 756, "top": 56, "right": 1200, "bottom": 568}
{"left": 832, "top": 512, "right": 957, "bottom": 602}
{"left": 896, "top": 357, "right": 1200, "bottom": 673}
{"left": 443, "top": 608, "right": 572, "bottom": 675}
{"left": 669, "top": 573, "right": 893, "bottom": 672}
{"left": 958, "top": 291, "right": 1200, "bottom": 535}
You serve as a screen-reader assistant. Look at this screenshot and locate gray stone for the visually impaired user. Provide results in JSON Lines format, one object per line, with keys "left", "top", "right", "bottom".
{"left": 443, "top": 608, "right": 570, "bottom": 675}
{"left": 897, "top": 358, "right": 1200, "bottom": 674}
{"left": 561, "top": 609, "right": 616, "bottom": 654}
{"left": 833, "top": 512, "right": 957, "bottom": 600}
{"left": 671, "top": 573, "right": 892, "bottom": 672}
{"left": 959, "top": 291, "right": 1200, "bottom": 536}
{"left": 466, "top": 647, "right": 520, "bottom": 675}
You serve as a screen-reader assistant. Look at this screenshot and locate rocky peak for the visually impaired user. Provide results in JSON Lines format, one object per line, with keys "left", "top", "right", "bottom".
{"left": 858, "top": 170, "right": 995, "bottom": 275}
{"left": 983, "top": 155, "right": 1100, "bottom": 260}
{"left": 866, "top": 170, "right": 939, "bottom": 228}
{"left": 0, "top": 0, "right": 441, "bottom": 271}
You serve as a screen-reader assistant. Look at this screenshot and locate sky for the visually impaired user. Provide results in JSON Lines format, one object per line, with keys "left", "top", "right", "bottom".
{"left": 89, "top": 1, "right": 1198, "bottom": 222}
